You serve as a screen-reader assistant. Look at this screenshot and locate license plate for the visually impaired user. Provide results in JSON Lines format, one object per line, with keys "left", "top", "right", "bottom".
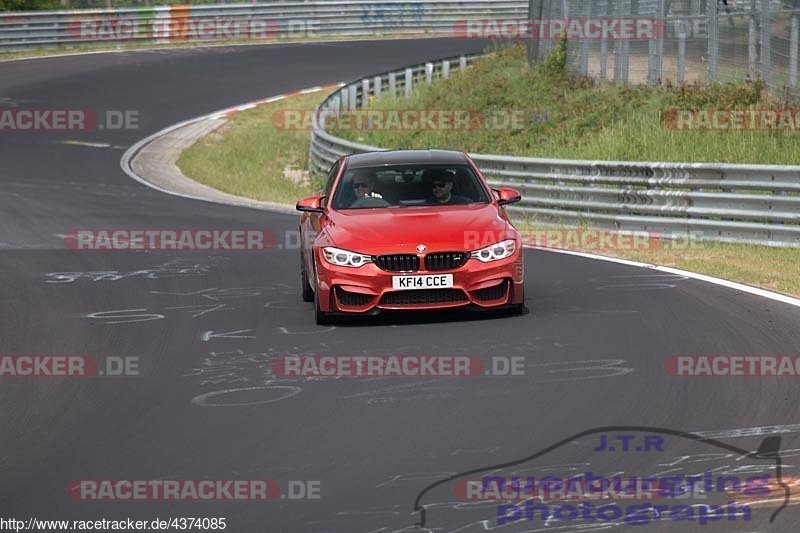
{"left": 392, "top": 274, "right": 454, "bottom": 290}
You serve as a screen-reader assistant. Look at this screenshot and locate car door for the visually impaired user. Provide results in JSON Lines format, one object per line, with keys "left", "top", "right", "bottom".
{"left": 301, "top": 159, "right": 340, "bottom": 278}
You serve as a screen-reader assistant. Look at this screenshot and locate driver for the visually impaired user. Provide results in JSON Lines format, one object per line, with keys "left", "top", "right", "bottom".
{"left": 348, "top": 170, "right": 384, "bottom": 207}
{"left": 352, "top": 171, "right": 377, "bottom": 200}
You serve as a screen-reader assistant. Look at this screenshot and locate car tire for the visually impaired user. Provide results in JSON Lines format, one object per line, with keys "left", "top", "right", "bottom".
{"left": 510, "top": 285, "right": 526, "bottom": 315}
{"left": 314, "top": 277, "right": 333, "bottom": 326}
{"left": 301, "top": 256, "right": 314, "bottom": 303}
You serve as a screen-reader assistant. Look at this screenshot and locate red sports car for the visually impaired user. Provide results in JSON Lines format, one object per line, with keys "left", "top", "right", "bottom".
{"left": 296, "top": 150, "right": 525, "bottom": 324}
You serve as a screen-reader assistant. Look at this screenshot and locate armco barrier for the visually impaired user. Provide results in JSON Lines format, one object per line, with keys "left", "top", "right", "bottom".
{"left": 0, "top": 1, "right": 527, "bottom": 50}
{"left": 308, "top": 53, "right": 800, "bottom": 248}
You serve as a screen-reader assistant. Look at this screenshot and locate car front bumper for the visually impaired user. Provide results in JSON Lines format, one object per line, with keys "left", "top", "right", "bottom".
{"left": 314, "top": 248, "right": 524, "bottom": 314}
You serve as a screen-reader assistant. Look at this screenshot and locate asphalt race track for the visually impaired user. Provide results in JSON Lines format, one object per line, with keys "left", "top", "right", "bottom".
{"left": 1, "top": 38, "right": 800, "bottom": 532}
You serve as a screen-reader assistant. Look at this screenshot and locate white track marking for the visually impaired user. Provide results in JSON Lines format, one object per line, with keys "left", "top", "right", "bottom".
{"left": 527, "top": 245, "right": 800, "bottom": 309}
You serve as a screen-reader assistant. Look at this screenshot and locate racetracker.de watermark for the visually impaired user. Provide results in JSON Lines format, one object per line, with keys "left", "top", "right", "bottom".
{"left": 271, "top": 355, "right": 525, "bottom": 378}
{"left": 0, "top": 110, "right": 139, "bottom": 131}
{"left": 67, "top": 479, "right": 320, "bottom": 500}
{"left": 665, "top": 109, "right": 800, "bottom": 131}
{"left": 0, "top": 355, "right": 138, "bottom": 377}
{"left": 454, "top": 475, "right": 663, "bottom": 502}
{"left": 64, "top": 229, "right": 278, "bottom": 251}
{"left": 66, "top": 17, "right": 320, "bottom": 41}
{"left": 272, "top": 109, "right": 549, "bottom": 131}
{"left": 665, "top": 355, "right": 800, "bottom": 377}
{"left": 453, "top": 18, "right": 664, "bottom": 40}
{"left": 466, "top": 229, "right": 705, "bottom": 252}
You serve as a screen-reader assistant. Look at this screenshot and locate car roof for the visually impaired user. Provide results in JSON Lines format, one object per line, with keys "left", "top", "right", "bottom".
{"left": 344, "top": 150, "right": 468, "bottom": 169}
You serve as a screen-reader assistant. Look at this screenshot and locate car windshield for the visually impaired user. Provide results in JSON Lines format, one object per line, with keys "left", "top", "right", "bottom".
{"left": 330, "top": 164, "right": 490, "bottom": 210}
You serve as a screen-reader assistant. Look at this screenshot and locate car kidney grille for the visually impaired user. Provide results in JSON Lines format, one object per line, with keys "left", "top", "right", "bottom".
{"left": 425, "top": 252, "right": 468, "bottom": 271}
{"left": 375, "top": 254, "right": 419, "bottom": 272}
{"left": 380, "top": 289, "right": 468, "bottom": 306}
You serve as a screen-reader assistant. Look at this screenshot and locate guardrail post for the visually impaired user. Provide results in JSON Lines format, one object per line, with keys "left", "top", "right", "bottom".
{"left": 791, "top": 15, "right": 799, "bottom": 86}
{"left": 373, "top": 76, "right": 382, "bottom": 97}
{"left": 361, "top": 79, "right": 370, "bottom": 108}
{"left": 340, "top": 88, "right": 349, "bottom": 112}
{"left": 404, "top": 67, "right": 413, "bottom": 97}
{"left": 425, "top": 62, "right": 434, "bottom": 83}
{"left": 348, "top": 84, "right": 357, "bottom": 111}
{"left": 442, "top": 59, "right": 450, "bottom": 79}
{"left": 388, "top": 72, "right": 397, "bottom": 96}
{"left": 332, "top": 95, "right": 341, "bottom": 116}
{"left": 459, "top": 55, "right": 467, "bottom": 71}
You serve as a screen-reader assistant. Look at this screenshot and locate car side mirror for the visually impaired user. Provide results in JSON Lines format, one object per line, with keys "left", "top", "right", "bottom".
{"left": 296, "top": 195, "right": 326, "bottom": 213}
{"left": 494, "top": 187, "right": 521, "bottom": 206}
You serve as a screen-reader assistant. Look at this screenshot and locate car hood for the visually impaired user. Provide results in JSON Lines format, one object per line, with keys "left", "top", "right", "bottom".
{"left": 323, "top": 204, "right": 514, "bottom": 254}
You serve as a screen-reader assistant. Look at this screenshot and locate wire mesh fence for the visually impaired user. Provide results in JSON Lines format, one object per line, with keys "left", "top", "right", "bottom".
{"left": 527, "top": 0, "right": 800, "bottom": 99}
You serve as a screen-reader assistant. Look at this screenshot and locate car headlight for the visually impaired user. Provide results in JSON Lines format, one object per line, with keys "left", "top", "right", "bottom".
{"left": 322, "top": 246, "right": 372, "bottom": 268}
{"left": 470, "top": 239, "right": 516, "bottom": 263}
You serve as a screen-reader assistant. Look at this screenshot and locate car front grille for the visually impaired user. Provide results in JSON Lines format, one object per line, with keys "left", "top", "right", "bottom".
{"left": 374, "top": 254, "right": 419, "bottom": 272}
{"left": 472, "top": 281, "right": 509, "bottom": 302}
{"left": 380, "top": 289, "right": 468, "bottom": 306}
{"left": 335, "top": 287, "right": 374, "bottom": 307}
{"left": 425, "top": 252, "right": 468, "bottom": 271}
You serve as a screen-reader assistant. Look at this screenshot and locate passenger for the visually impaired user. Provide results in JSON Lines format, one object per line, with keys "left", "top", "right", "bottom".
{"left": 426, "top": 169, "right": 471, "bottom": 205}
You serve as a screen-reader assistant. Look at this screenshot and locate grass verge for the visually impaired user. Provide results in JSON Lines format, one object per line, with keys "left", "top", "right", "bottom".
{"left": 176, "top": 90, "right": 320, "bottom": 205}
{"left": 333, "top": 43, "right": 800, "bottom": 165}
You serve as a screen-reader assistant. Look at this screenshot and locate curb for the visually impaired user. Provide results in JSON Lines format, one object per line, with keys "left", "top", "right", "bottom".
{"left": 120, "top": 82, "right": 343, "bottom": 215}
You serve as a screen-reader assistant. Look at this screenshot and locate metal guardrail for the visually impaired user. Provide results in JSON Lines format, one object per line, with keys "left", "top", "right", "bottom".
{"left": 309, "top": 53, "right": 800, "bottom": 248}
{"left": 0, "top": 1, "right": 527, "bottom": 50}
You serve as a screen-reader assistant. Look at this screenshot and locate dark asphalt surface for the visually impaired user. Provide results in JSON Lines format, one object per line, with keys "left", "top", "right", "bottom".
{"left": 1, "top": 39, "right": 800, "bottom": 532}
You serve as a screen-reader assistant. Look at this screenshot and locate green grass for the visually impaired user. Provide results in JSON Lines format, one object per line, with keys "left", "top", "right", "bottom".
{"left": 176, "top": 91, "right": 321, "bottom": 204}
{"left": 334, "top": 43, "right": 800, "bottom": 165}
{"left": 516, "top": 222, "right": 800, "bottom": 297}
{"left": 625, "top": 241, "right": 800, "bottom": 297}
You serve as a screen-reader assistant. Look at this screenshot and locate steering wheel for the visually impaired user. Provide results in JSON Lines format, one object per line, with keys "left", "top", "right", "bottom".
{"left": 349, "top": 197, "right": 391, "bottom": 208}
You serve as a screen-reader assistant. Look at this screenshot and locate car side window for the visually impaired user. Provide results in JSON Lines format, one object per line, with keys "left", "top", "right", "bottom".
{"left": 324, "top": 162, "right": 339, "bottom": 197}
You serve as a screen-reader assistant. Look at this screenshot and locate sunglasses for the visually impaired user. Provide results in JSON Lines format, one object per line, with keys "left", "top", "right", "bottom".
{"left": 432, "top": 182, "right": 449, "bottom": 188}
{"left": 353, "top": 182, "right": 371, "bottom": 189}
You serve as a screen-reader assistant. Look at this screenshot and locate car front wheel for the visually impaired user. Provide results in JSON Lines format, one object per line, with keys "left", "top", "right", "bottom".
{"left": 314, "top": 282, "right": 333, "bottom": 325}
{"left": 301, "top": 255, "right": 314, "bottom": 303}
{"left": 510, "top": 285, "right": 526, "bottom": 315}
